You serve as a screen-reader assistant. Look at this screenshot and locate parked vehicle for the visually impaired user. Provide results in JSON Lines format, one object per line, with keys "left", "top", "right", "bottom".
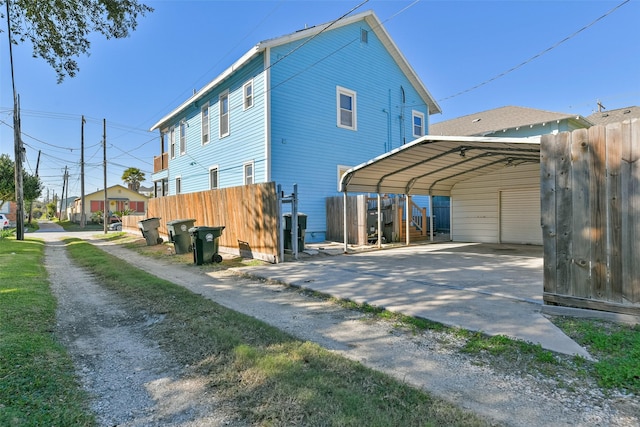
{"left": 108, "top": 222, "right": 122, "bottom": 231}
{"left": 0, "top": 214, "right": 9, "bottom": 229}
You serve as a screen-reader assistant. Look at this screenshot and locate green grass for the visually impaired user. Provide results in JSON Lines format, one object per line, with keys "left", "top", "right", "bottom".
{"left": 0, "top": 237, "right": 95, "bottom": 426}
{"left": 64, "top": 238, "right": 490, "bottom": 426}
{"left": 553, "top": 317, "right": 640, "bottom": 393}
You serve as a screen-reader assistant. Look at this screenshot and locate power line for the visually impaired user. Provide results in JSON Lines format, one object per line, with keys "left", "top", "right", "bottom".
{"left": 439, "top": 0, "right": 631, "bottom": 102}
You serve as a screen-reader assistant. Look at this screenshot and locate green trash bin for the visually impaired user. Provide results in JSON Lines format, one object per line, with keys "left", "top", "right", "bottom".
{"left": 167, "top": 219, "right": 195, "bottom": 254}
{"left": 189, "top": 226, "right": 225, "bottom": 265}
{"left": 283, "top": 213, "right": 307, "bottom": 251}
{"left": 138, "top": 217, "right": 163, "bottom": 246}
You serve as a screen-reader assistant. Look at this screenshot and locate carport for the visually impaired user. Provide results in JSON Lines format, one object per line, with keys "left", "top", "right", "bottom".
{"left": 339, "top": 135, "right": 541, "bottom": 252}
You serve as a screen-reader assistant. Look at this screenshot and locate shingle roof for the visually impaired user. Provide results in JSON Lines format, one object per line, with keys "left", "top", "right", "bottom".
{"left": 586, "top": 106, "right": 640, "bottom": 126}
{"left": 429, "top": 106, "right": 591, "bottom": 136}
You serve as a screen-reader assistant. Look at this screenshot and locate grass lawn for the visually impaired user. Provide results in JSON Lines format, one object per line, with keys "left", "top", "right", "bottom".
{"left": 0, "top": 237, "right": 95, "bottom": 426}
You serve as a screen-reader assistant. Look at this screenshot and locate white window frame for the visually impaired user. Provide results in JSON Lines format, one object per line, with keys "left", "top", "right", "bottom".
{"left": 243, "top": 161, "right": 254, "bottom": 186}
{"left": 175, "top": 176, "right": 182, "bottom": 194}
{"left": 243, "top": 80, "right": 253, "bottom": 110}
{"left": 209, "top": 166, "right": 219, "bottom": 190}
{"left": 219, "top": 90, "right": 230, "bottom": 138}
{"left": 169, "top": 126, "right": 175, "bottom": 159}
{"left": 201, "top": 103, "right": 209, "bottom": 145}
{"left": 412, "top": 110, "right": 425, "bottom": 138}
{"left": 336, "top": 86, "right": 357, "bottom": 131}
{"left": 179, "top": 119, "right": 186, "bottom": 155}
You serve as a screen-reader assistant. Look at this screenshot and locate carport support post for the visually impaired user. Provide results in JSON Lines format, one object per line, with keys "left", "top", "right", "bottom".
{"left": 377, "top": 193, "right": 382, "bottom": 248}
{"left": 343, "top": 191, "right": 348, "bottom": 253}
{"left": 429, "top": 195, "right": 434, "bottom": 241}
{"left": 405, "top": 194, "right": 411, "bottom": 246}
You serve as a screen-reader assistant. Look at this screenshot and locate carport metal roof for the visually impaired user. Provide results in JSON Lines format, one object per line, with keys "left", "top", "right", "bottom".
{"left": 340, "top": 135, "right": 541, "bottom": 196}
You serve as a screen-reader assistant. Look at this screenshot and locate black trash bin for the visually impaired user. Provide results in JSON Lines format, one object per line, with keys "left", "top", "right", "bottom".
{"left": 167, "top": 219, "right": 195, "bottom": 254}
{"left": 189, "top": 226, "right": 225, "bottom": 265}
{"left": 283, "top": 213, "right": 307, "bottom": 251}
{"left": 138, "top": 217, "right": 163, "bottom": 246}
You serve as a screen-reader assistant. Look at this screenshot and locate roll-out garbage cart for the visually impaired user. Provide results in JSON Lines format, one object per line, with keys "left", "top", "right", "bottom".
{"left": 138, "top": 217, "right": 163, "bottom": 246}
{"left": 167, "top": 219, "right": 195, "bottom": 254}
{"left": 189, "top": 226, "right": 225, "bottom": 265}
{"left": 283, "top": 213, "right": 307, "bottom": 251}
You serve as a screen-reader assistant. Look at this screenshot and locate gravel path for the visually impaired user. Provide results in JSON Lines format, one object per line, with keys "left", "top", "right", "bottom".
{"left": 40, "top": 230, "right": 639, "bottom": 426}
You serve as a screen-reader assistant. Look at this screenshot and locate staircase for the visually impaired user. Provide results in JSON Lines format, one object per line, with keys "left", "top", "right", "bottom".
{"left": 398, "top": 201, "right": 430, "bottom": 241}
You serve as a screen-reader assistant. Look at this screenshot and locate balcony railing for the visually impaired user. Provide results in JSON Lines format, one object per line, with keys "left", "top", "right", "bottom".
{"left": 153, "top": 152, "right": 168, "bottom": 173}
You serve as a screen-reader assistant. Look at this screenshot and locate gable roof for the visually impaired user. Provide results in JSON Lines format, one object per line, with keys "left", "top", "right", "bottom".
{"left": 586, "top": 106, "right": 640, "bottom": 126}
{"left": 429, "top": 106, "right": 592, "bottom": 136}
{"left": 150, "top": 10, "right": 440, "bottom": 132}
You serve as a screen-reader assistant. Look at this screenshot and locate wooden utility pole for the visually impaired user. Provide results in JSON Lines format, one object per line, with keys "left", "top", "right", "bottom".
{"left": 13, "top": 94, "right": 24, "bottom": 239}
{"left": 59, "top": 164, "right": 66, "bottom": 221}
{"left": 80, "top": 115, "right": 86, "bottom": 227}
{"left": 103, "top": 118, "right": 108, "bottom": 234}
{"left": 63, "top": 166, "right": 69, "bottom": 221}
{"left": 30, "top": 150, "right": 41, "bottom": 223}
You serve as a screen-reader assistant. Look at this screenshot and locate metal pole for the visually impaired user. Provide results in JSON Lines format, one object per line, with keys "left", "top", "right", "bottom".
{"left": 405, "top": 194, "right": 411, "bottom": 246}
{"left": 103, "top": 118, "right": 108, "bottom": 234}
{"left": 277, "top": 184, "right": 283, "bottom": 263}
{"left": 377, "top": 193, "right": 382, "bottom": 249}
{"left": 291, "top": 184, "right": 298, "bottom": 260}
{"left": 429, "top": 195, "right": 434, "bottom": 241}
{"left": 343, "top": 191, "right": 348, "bottom": 253}
{"left": 80, "top": 115, "right": 86, "bottom": 228}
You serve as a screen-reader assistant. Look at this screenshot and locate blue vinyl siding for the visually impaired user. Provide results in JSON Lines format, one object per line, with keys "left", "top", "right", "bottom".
{"left": 166, "top": 54, "right": 267, "bottom": 194}
{"left": 269, "top": 21, "right": 429, "bottom": 241}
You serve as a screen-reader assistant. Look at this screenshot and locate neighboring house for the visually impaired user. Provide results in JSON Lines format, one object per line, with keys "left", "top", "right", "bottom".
{"left": 586, "top": 106, "right": 640, "bottom": 126}
{"left": 68, "top": 185, "right": 147, "bottom": 223}
{"left": 150, "top": 10, "right": 441, "bottom": 243}
{"left": 0, "top": 201, "right": 16, "bottom": 224}
{"left": 58, "top": 196, "right": 77, "bottom": 220}
{"left": 138, "top": 185, "right": 154, "bottom": 198}
{"left": 429, "top": 105, "right": 592, "bottom": 138}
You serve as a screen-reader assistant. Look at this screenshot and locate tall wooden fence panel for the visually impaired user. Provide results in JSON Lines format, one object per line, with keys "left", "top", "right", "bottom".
{"left": 541, "top": 119, "right": 639, "bottom": 316}
{"left": 146, "top": 182, "right": 279, "bottom": 263}
{"left": 326, "top": 195, "right": 367, "bottom": 245}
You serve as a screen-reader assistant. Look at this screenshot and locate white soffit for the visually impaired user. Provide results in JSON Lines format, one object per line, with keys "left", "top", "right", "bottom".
{"left": 340, "top": 135, "right": 541, "bottom": 196}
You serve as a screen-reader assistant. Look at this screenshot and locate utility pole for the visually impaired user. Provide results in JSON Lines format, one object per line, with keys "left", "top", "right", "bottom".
{"left": 29, "top": 150, "right": 41, "bottom": 223}
{"left": 63, "top": 167, "right": 69, "bottom": 220}
{"left": 80, "top": 115, "right": 86, "bottom": 228}
{"left": 59, "top": 165, "right": 66, "bottom": 221}
{"left": 103, "top": 118, "right": 108, "bottom": 234}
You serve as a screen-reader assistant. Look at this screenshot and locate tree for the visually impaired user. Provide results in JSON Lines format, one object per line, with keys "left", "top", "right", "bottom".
{"left": 0, "top": 153, "right": 42, "bottom": 202}
{"left": 121, "top": 167, "right": 145, "bottom": 192}
{"left": 2, "top": 0, "right": 153, "bottom": 82}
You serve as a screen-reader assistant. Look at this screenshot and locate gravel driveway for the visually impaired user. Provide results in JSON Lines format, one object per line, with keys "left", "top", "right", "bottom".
{"left": 37, "top": 227, "right": 638, "bottom": 426}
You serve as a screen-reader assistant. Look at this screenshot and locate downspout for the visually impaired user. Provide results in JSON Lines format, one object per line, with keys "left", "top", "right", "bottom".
{"left": 400, "top": 86, "right": 406, "bottom": 145}
{"left": 264, "top": 48, "right": 271, "bottom": 181}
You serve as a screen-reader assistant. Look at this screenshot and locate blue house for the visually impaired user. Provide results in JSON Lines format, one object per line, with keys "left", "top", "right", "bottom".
{"left": 150, "top": 10, "right": 440, "bottom": 243}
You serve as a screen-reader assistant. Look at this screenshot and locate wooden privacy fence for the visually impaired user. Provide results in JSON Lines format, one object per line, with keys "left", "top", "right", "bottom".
{"left": 146, "top": 182, "right": 279, "bottom": 263}
{"left": 326, "top": 195, "right": 368, "bottom": 245}
{"left": 541, "top": 119, "right": 639, "bottom": 316}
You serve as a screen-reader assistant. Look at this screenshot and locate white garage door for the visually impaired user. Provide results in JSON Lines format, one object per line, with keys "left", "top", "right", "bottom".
{"left": 500, "top": 189, "right": 542, "bottom": 245}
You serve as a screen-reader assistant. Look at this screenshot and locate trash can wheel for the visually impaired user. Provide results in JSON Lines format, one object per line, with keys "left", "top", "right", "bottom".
{"left": 156, "top": 237, "right": 164, "bottom": 244}
{"left": 213, "top": 254, "right": 223, "bottom": 263}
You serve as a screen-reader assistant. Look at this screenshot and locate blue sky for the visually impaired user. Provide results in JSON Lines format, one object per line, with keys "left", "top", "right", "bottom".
{"left": 1, "top": 0, "right": 638, "bottom": 201}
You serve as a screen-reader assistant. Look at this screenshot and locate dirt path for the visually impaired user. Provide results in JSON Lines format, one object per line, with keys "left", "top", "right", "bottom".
{"left": 40, "top": 230, "right": 638, "bottom": 426}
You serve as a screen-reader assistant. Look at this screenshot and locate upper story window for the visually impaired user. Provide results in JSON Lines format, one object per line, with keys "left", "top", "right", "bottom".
{"left": 244, "top": 161, "right": 254, "bottom": 185}
{"left": 360, "top": 28, "right": 368, "bottom": 44}
{"left": 201, "top": 103, "right": 209, "bottom": 144}
{"left": 179, "top": 120, "right": 187, "bottom": 155}
{"left": 219, "top": 91, "right": 229, "bottom": 138}
{"left": 336, "top": 86, "right": 357, "bottom": 131}
{"left": 209, "top": 166, "right": 219, "bottom": 190}
{"left": 169, "top": 126, "right": 176, "bottom": 159}
{"left": 243, "top": 80, "right": 253, "bottom": 110}
{"left": 412, "top": 110, "right": 425, "bottom": 138}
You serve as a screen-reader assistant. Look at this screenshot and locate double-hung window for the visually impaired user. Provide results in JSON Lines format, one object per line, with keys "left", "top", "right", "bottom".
{"left": 219, "top": 91, "right": 229, "bottom": 138}
{"left": 209, "top": 167, "right": 219, "bottom": 190}
{"left": 244, "top": 162, "right": 254, "bottom": 185}
{"left": 169, "top": 126, "right": 175, "bottom": 159}
{"left": 175, "top": 176, "right": 182, "bottom": 194}
{"left": 412, "top": 111, "right": 425, "bottom": 138}
{"left": 336, "top": 86, "right": 357, "bottom": 130}
{"left": 243, "top": 80, "right": 253, "bottom": 110}
{"left": 179, "top": 120, "right": 186, "bottom": 155}
{"left": 201, "top": 103, "right": 209, "bottom": 144}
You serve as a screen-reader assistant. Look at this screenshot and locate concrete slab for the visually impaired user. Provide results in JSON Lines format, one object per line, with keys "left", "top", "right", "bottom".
{"left": 235, "top": 242, "right": 592, "bottom": 359}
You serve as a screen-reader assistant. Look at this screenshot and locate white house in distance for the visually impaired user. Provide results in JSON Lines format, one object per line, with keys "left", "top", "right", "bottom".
{"left": 150, "top": 10, "right": 441, "bottom": 243}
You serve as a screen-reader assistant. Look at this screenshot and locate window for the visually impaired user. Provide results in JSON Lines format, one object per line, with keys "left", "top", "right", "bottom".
{"left": 169, "top": 126, "right": 175, "bottom": 159}
{"left": 244, "top": 162, "right": 254, "bottom": 185}
{"left": 360, "top": 28, "right": 368, "bottom": 44}
{"left": 209, "top": 167, "right": 219, "bottom": 190}
{"left": 412, "top": 111, "right": 425, "bottom": 137}
{"left": 175, "top": 176, "right": 181, "bottom": 194}
{"left": 201, "top": 103, "right": 209, "bottom": 144}
{"left": 179, "top": 120, "right": 186, "bottom": 154}
{"left": 243, "top": 80, "right": 253, "bottom": 110}
{"left": 219, "top": 91, "right": 229, "bottom": 137}
{"left": 129, "top": 201, "right": 145, "bottom": 212}
{"left": 336, "top": 86, "right": 357, "bottom": 130}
